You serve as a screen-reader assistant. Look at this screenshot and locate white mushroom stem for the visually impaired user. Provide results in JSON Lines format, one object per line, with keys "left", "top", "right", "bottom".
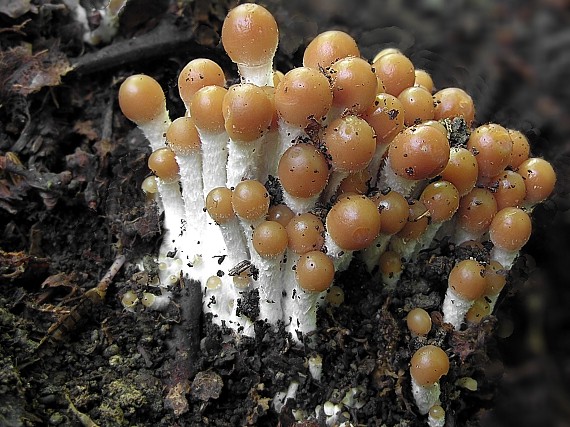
{"left": 411, "top": 222, "right": 444, "bottom": 258}
{"left": 324, "top": 233, "right": 353, "bottom": 272}
{"left": 411, "top": 376, "right": 441, "bottom": 415}
{"left": 428, "top": 410, "right": 445, "bottom": 427}
{"left": 237, "top": 62, "right": 274, "bottom": 87}
{"left": 442, "top": 287, "right": 473, "bottom": 329}
{"left": 390, "top": 234, "right": 420, "bottom": 263}
{"left": 268, "top": 121, "right": 306, "bottom": 177}
{"left": 282, "top": 251, "right": 301, "bottom": 332}
{"left": 368, "top": 143, "right": 389, "bottom": 187}
{"left": 175, "top": 154, "right": 206, "bottom": 280}
{"left": 362, "top": 234, "right": 391, "bottom": 273}
{"left": 490, "top": 246, "right": 519, "bottom": 270}
{"left": 217, "top": 218, "right": 249, "bottom": 265}
{"left": 322, "top": 170, "right": 349, "bottom": 203}
{"left": 198, "top": 130, "right": 229, "bottom": 198}
{"left": 138, "top": 110, "right": 171, "bottom": 152}
{"left": 289, "top": 287, "right": 327, "bottom": 341}
{"left": 155, "top": 179, "right": 186, "bottom": 285}
{"left": 226, "top": 137, "right": 265, "bottom": 188}
{"left": 282, "top": 190, "right": 321, "bottom": 215}
{"left": 273, "top": 380, "right": 299, "bottom": 414}
{"left": 378, "top": 156, "right": 419, "bottom": 197}
{"left": 250, "top": 251, "right": 285, "bottom": 324}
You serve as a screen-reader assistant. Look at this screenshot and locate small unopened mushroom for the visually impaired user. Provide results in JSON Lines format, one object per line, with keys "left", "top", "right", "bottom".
{"left": 442, "top": 259, "right": 488, "bottom": 329}
{"left": 189, "top": 85, "right": 230, "bottom": 196}
{"left": 452, "top": 187, "right": 498, "bottom": 244}
{"left": 378, "top": 250, "right": 403, "bottom": 288}
{"left": 362, "top": 189, "right": 409, "bottom": 272}
{"left": 380, "top": 124, "right": 450, "bottom": 197}
{"left": 252, "top": 220, "right": 288, "bottom": 324}
{"left": 517, "top": 157, "right": 556, "bottom": 209}
{"left": 362, "top": 93, "right": 405, "bottom": 186}
{"left": 148, "top": 147, "right": 185, "bottom": 286}
{"left": 398, "top": 86, "right": 436, "bottom": 126}
{"left": 303, "top": 30, "right": 360, "bottom": 70}
{"left": 325, "top": 195, "right": 382, "bottom": 271}
{"left": 221, "top": 3, "right": 279, "bottom": 86}
{"left": 293, "top": 250, "right": 335, "bottom": 338}
{"left": 414, "top": 69, "right": 434, "bottom": 93}
{"left": 433, "top": 87, "right": 475, "bottom": 126}
{"left": 372, "top": 51, "right": 415, "bottom": 96}
{"left": 467, "top": 123, "right": 513, "bottom": 180}
{"left": 178, "top": 58, "right": 226, "bottom": 114}
{"left": 223, "top": 84, "right": 274, "bottom": 187}
{"left": 278, "top": 143, "right": 330, "bottom": 214}
{"left": 507, "top": 129, "right": 531, "bottom": 169}
{"left": 410, "top": 345, "right": 450, "bottom": 415}
{"left": 440, "top": 147, "right": 479, "bottom": 197}
{"left": 322, "top": 115, "right": 376, "bottom": 201}
{"left": 483, "top": 260, "right": 507, "bottom": 311}
{"left": 407, "top": 307, "right": 432, "bottom": 337}
{"left": 427, "top": 404, "right": 446, "bottom": 427}
{"left": 489, "top": 207, "right": 532, "bottom": 269}
{"left": 118, "top": 74, "right": 170, "bottom": 151}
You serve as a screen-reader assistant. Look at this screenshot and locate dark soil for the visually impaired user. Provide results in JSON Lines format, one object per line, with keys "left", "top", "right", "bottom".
{"left": 1, "top": 1, "right": 569, "bottom": 426}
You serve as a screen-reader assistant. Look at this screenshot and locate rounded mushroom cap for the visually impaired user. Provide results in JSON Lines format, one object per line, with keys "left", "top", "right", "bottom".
{"left": 372, "top": 52, "right": 415, "bottom": 96}
{"left": 278, "top": 143, "right": 330, "bottom": 198}
{"left": 231, "top": 179, "right": 270, "bottom": 221}
{"left": 433, "top": 87, "right": 475, "bottom": 126}
{"left": 206, "top": 187, "right": 234, "bottom": 224}
{"left": 456, "top": 187, "right": 498, "bottom": 234}
{"left": 448, "top": 259, "right": 487, "bottom": 301}
{"left": 406, "top": 307, "right": 432, "bottom": 336}
{"left": 485, "top": 260, "right": 507, "bottom": 296}
{"left": 303, "top": 30, "right": 360, "bottom": 69}
{"left": 429, "top": 405, "right": 446, "bottom": 421}
{"left": 517, "top": 157, "right": 556, "bottom": 204}
{"left": 119, "top": 74, "right": 165, "bottom": 125}
{"left": 178, "top": 59, "right": 225, "bottom": 108}
{"left": 326, "top": 195, "right": 382, "bottom": 251}
{"left": 467, "top": 123, "right": 513, "bottom": 178}
{"left": 323, "top": 115, "right": 376, "bottom": 173}
{"left": 396, "top": 199, "right": 430, "bottom": 240}
{"left": 419, "top": 180, "right": 460, "bottom": 223}
{"left": 274, "top": 67, "right": 333, "bottom": 127}
{"left": 441, "top": 147, "right": 479, "bottom": 197}
{"left": 252, "top": 220, "right": 288, "bottom": 258}
{"left": 286, "top": 213, "right": 325, "bottom": 254}
{"left": 414, "top": 69, "right": 434, "bottom": 93}
{"left": 221, "top": 3, "right": 278, "bottom": 66}
{"left": 410, "top": 345, "right": 450, "bottom": 386}
{"left": 378, "top": 250, "right": 403, "bottom": 277}
{"left": 189, "top": 85, "right": 227, "bottom": 134}
{"left": 372, "top": 47, "right": 402, "bottom": 63}
{"left": 489, "top": 207, "right": 532, "bottom": 252}
{"left": 166, "top": 117, "right": 201, "bottom": 156}
{"left": 488, "top": 170, "right": 526, "bottom": 210}
{"left": 398, "top": 86, "right": 436, "bottom": 126}
{"left": 389, "top": 125, "right": 450, "bottom": 181}
{"left": 371, "top": 190, "right": 409, "bottom": 235}
{"left": 267, "top": 204, "right": 295, "bottom": 227}
{"left": 223, "top": 84, "right": 273, "bottom": 142}
{"left": 337, "top": 169, "right": 371, "bottom": 196}
{"left": 465, "top": 297, "right": 491, "bottom": 324}
{"left": 148, "top": 147, "right": 179, "bottom": 183}
{"left": 363, "top": 93, "right": 405, "bottom": 144}
{"left": 507, "top": 129, "right": 531, "bottom": 169}
{"left": 295, "top": 250, "right": 335, "bottom": 292}
{"left": 328, "top": 56, "right": 378, "bottom": 115}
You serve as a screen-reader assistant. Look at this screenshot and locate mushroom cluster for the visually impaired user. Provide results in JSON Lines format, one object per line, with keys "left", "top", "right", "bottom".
{"left": 118, "top": 2, "right": 556, "bottom": 424}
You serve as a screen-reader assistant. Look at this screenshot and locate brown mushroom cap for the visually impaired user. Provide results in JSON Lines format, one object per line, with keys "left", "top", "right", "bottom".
{"left": 419, "top": 180, "right": 460, "bottom": 223}
{"left": 410, "top": 345, "right": 450, "bottom": 386}
{"left": 468, "top": 123, "right": 513, "bottom": 178}
{"left": 328, "top": 56, "right": 378, "bottom": 115}
{"left": 286, "top": 213, "right": 325, "bottom": 254}
{"left": 303, "top": 30, "right": 360, "bottom": 69}
{"left": 119, "top": 74, "right": 165, "bottom": 125}
{"left": 223, "top": 84, "right": 273, "bottom": 142}
{"left": 517, "top": 157, "right": 556, "bottom": 204}
{"left": 407, "top": 307, "right": 432, "bottom": 336}
{"left": 206, "top": 187, "right": 234, "bottom": 224}
{"left": 326, "top": 195, "right": 382, "bottom": 251}
{"left": 372, "top": 52, "right": 415, "bottom": 96}
{"left": 148, "top": 147, "right": 180, "bottom": 184}
{"left": 278, "top": 143, "right": 330, "bottom": 198}
{"left": 178, "top": 59, "right": 225, "bottom": 108}
{"left": 221, "top": 3, "right": 278, "bottom": 66}
{"left": 433, "top": 87, "right": 475, "bottom": 126}
{"left": 252, "top": 220, "right": 288, "bottom": 258}
{"left": 165, "top": 117, "right": 201, "bottom": 156}
{"left": 231, "top": 179, "right": 270, "bottom": 221}
{"left": 441, "top": 147, "right": 479, "bottom": 197}
{"left": 190, "top": 85, "right": 227, "bottom": 134}
{"left": 295, "top": 250, "right": 335, "bottom": 292}
{"left": 389, "top": 125, "right": 450, "bottom": 181}
{"left": 489, "top": 207, "right": 532, "bottom": 252}
{"left": 448, "top": 259, "right": 487, "bottom": 301}
{"left": 363, "top": 93, "right": 405, "bottom": 144}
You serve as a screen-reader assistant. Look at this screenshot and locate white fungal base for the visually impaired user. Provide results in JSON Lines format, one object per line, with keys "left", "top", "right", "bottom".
{"left": 411, "top": 377, "right": 441, "bottom": 415}
{"left": 442, "top": 287, "right": 473, "bottom": 329}
{"left": 322, "top": 170, "right": 349, "bottom": 203}
{"left": 368, "top": 143, "right": 389, "bottom": 188}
